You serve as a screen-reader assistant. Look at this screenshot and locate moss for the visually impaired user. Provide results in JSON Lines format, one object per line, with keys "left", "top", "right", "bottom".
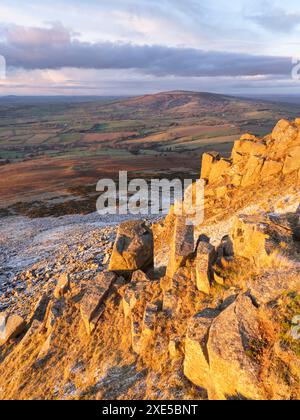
{"left": 246, "top": 337, "right": 268, "bottom": 362}
{"left": 279, "top": 292, "right": 300, "bottom": 357}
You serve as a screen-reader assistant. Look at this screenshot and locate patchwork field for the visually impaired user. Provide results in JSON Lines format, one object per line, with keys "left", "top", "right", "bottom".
{"left": 1, "top": 91, "right": 300, "bottom": 217}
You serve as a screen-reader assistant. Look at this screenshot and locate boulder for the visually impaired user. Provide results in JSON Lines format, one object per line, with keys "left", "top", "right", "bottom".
{"left": 0, "top": 312, "right": 26, "bottom": 345}
{"left": 166, "top": 216, "right": 194, "bottom": 279}
{"left": 80, "top": 271, "right": 117, "bottom": 335}
{"left": 109, "top": 221, "right": 153, "bottom": 273}
{"left": 184, "top": 309, "right": 219, "bottom": 390}
{"left": 207, "top": 295, "right": 267, "bottom": 400}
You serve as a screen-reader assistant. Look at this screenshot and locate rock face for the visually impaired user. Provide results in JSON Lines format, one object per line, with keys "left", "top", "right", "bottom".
{"left": 0, "top": 312, "right": 26, "bottom": 345}
{"left": 80, "top": 271, "right": 117, "bottom": 335}
{"left": 109, "top": 221, "right": 153, "bottom": 274}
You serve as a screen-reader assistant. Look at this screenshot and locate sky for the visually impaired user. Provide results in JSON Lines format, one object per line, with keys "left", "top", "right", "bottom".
{"left": 0, "top": 0, "right": 300, "bottom": 96}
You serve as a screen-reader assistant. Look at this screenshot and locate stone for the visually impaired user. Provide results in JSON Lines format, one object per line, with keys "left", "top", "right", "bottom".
{"left": 121, "top": 279, "right": 149, "bottom": 319}
{"left": 44, "top": 298, "right": 66, "bottom": 333}
{"left": 0, "top": 312, "right": 26, "bottom": 345}
{"left": 184, "top": 309, "right": 219, "bottom": 390}
{"left": 207, "top": 295, "right": 267, "bottom": 400}
{"left": 54, "top": 273, "right": 70, "bottom": 299}
{"left": 272, "top": 119, "right": 298, "bottom": 145}
{"left": 80, "top": 271, "right": 117, "bottom": 335}
{"left": 131, "top": 270, "right": 151, "bottom": 282}
{"left": 109, "top": 221, "right": 153, "bottom": 273}
{"left": 231, "top": 214, "right": 291, "bottom": 267}
{"left": 166, "top": 216, "right": 194, "bottom": 279}
{"left": 241, "top": 155, "right": 264, "bottom": 187}
{"left": 208, "top": 158, "right": 232, "bottom": 183}
{"left": 201, "top": 152, "right": 220, "bottom": 180}
{"left": 283, "top": 146, "right": 300, "bottom": 175}
{"left": 136, "top": 301, "right": 161, "bottom": 355}
{"left": 247, "top": 269, "right": 300, "bottom": 306}
{"left": 261, "top": 160, "right": 283, "bottom": 179}
{"left": 193, "top": 241, "right": 216, "bottom": 294}
{"left": 232, "top": 137, "right": 267, "bottom": 160}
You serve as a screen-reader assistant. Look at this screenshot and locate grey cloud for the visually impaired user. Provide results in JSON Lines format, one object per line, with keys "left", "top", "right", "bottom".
{"left": 0, "top": 23, "right": 292, "bottom": 77}
{"left": 246, "top": 6, "right": 300, "bottom": 33}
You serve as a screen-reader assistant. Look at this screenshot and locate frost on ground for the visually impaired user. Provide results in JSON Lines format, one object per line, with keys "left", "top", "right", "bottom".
{"left": 0, "top": 212, "right": 158, "bottom": 316}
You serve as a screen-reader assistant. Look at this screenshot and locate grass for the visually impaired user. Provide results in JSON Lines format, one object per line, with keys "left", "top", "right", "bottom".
{"left": 279, "top": 292, "right": 300, "bottom": 357}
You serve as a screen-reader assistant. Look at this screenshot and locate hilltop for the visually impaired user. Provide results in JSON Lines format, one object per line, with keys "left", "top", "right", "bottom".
{"left": 0, "top": 118, "right": 299, "bottom": 400}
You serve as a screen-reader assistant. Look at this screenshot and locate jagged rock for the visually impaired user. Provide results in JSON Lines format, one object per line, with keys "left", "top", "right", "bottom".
{"left": 201, "top": 152, "right": 220, "bottom": 180}
{"left": 0, "top": 312, "right": 26, "bottom": 345}
{"left": 166, "top": 216, "right": 194, "bottom": 279}
{"left": 207, "top": 295, "right": 267, "bottom": 400}
{"left": 241, "top": 155, "right": 264, "bottom": 187}
{"left": 193, "top": 240, "right": 216, "bottom": 294}
{"left": 80, "top": 271, "right": 117, "bottom": 335}
{"left": 283, "top": 146, "right": 300, "bottom": 175}
{"left": 209, "top": 158, "right": 232, "bottom": 183}
{"left": 184, "top": 308, "right": 220, "bottom": 390}
{"left": 54, "top": 273, "right": 70, "bottom": 299}
{"left": 270, "top": 119, "right": 299, "bottom": 158}
{"left": 153, "top": 210, "right": 176, "bottom": 270}
{"left": 109, "top": 221, "right": 153, "bottom": 273}
{"left": 261, "top": 160, "right": 283, "bottom": 179}
{"left": 232, "top": 136, "right": 267, "bottom": 163}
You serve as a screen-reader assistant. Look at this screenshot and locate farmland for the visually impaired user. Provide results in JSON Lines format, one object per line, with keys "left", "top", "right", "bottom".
{"left": 1, "top": 90, "right": 300, "bottom": 217}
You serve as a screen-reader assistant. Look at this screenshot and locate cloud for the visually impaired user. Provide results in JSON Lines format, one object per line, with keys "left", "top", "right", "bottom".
{"left": 0, "top": 23, "right": 292, "bottom": 78}
{"left": 246, "top": 4, "right": 300, "bottom": 33}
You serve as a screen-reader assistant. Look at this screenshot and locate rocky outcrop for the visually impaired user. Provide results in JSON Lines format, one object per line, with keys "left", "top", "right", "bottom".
{"left": 203, "top": 119, "right": 300, "bottom": 191}
{"left": 0, "top": 119, "right": 300, "bottom": 400}
{"left": 109, "top": 221, "right": 153, "bottom": 274}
